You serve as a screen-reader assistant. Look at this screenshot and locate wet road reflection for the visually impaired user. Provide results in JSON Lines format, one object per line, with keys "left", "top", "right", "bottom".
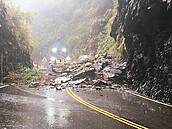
{"left": 45, "top": 99, "right": 56, "bottom": 126}
{"left": 44, "top": 90, "right": 70, "bottom": 128}
{"left": 0, "top": 85, "right": 171, "bottom": 129}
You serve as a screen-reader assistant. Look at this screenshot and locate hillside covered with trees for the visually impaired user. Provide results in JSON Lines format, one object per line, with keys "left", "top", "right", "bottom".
{"left": 31, "top": 0, "right": 125, "bottom": 62}
{"left": 0, "top": 0, "right": 35, "bottom": 78}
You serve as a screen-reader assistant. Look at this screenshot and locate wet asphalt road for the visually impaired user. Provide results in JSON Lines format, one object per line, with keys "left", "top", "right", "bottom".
{"left": 0, "top": 85, "right": 172, "bottom": 129}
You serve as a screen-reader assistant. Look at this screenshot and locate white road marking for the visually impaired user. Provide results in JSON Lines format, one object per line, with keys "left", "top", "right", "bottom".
{"left": 126, "top": 90, "right": 172, "bottom": 108}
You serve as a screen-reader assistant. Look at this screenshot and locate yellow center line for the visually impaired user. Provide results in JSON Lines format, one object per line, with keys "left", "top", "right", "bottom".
{"left": 66, "top": 88, "right": 149, "bottom": 129}
{"left": 68, "top": 89, "right": 147, "bottom": 129}
{"left": 67, "top": 89, "right": 143, "bottom": 129}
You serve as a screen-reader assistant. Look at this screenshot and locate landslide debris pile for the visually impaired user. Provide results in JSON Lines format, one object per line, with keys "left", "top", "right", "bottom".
{"left": 49, "top": 53, "right": 126, "bottom": 89}
{"left": 111, "top": 0, "right": 172, "bottom": 103}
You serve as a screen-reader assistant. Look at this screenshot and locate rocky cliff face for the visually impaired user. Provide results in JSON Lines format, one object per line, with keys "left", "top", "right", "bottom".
{"left": 111, "top": 0, "right": 172, "bottom": 103}
{"left": 0, "top": 2, "right": 33, "bottom": 78}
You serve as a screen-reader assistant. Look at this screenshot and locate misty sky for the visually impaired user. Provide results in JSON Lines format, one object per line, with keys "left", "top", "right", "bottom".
{"left": 12, "top": 0, "right": 63, "bottom": 12}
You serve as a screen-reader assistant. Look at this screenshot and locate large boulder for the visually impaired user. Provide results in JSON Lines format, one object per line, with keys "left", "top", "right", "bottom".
{"left": 29, "top": 82, "right": 40, "bottom": 88}
{"left": 72, "top": 68, "right": 96, "bottom": 80}
{"left": 55, "top": 77, "right": 71, "bottom": 84}
{"left": 78, "top": 55, "right": 95, "bottom": 62}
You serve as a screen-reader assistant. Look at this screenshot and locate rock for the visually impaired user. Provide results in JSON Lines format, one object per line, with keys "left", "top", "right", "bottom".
{"left": 56, "top": 86, "right": 62, "bottom": 90}
{"left": 48, "top": 52, "right": 128, "bottom": 100}
{"left": 93, "top": 63, "right": 103, "bottom": 71}
{"left": 52, "top": 65, "right": 67, "bottom": 73}
{"left": 78, "top": 55, "right": 95, "bottom": 62}
{"left": 55, "top": 77, "right": 71, "bottom": 84}
{"left": 70, "top": 78, "right": 86, "bottom": 85}
{"left": 103, "top": 53, "right": 108, "bottom": 58}
{"left": 110, "top": 86, "right": 117, "bottom": 90}
{"left": 73, "top": 85, "right": 78, "bottom": 88}
{"left": 103, "top": 72, "right": 116, "bottom": 79}
{"left": 50, "top": 86, "right": 55, "bottom": 89}
{"left": 50, "top": 79, "right": 54, "bottom": 82}
{"left": 95, "top": 87, "right": 102, "bottom": 90}
{"left": 110, "top": 84, "right": 121, "bottom": 89}
{"left": 93, "top": 79, "right": 110, "bottom": 86}
{"left": 29, "top": 82, "right": 40, "bottom": 88}
{"left": 119, "top": 62, "right": 127, "bottom": 70}
{"left": 72, "top": 68, "right": 96, "bottom": 80}
{"left": 85, "top": 85, "right": 93, "bottom": 88}
{"left": 103, "top": 67, "right": 122, "bottom": 74}
{"left": 50, "top": 82, "right": 56, "bottom": 86}
{"left": 62, "top": 73, "right": 68, "bottom": 76}
{"left": 95, "top": 54, "right": 99, "bottom": 59}
{"left": 79, "top": 84, "right": 87, "bottom": 88}
{"left": 103, "top": 67, "right": 123, "bottom": 80}
{"left": 106, "top": 53, "right": 116, "bottom": 59}
{"left": 61, "top": 83, "right": 68, "bottom": 88}
{"left": 44, "top": 81, "right": 49, "bottom": 85}
{"left": 164, "top": 66, "right": 169, "bottom": 73}
{"left": 48, "top": 73, "right": 52, "bottom": 76}
{"left": 85, "top": 62, "right": 92, "bottom": 67}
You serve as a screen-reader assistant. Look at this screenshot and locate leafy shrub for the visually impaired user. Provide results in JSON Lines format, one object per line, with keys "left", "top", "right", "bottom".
{"left": 4, "top": 64, "right": 48, "bottom": 85}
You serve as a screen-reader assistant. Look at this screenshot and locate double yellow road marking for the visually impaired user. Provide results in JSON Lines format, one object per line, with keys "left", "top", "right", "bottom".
{"left": 66, "top": 88, "right": 149, "bottom": 129}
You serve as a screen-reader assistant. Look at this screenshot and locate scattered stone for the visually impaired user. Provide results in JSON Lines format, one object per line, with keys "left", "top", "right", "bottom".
{"left": 110, "top": 86, "right": 117, "bottom": 90}
{"left": 48, "top": 53, "right": 126, "bottom": 91}
{"left": 55, "top": 77, "right": 70, "bottom": 84}
{"left": 52, "top": 65, "right": 67, "bottom": 73}
{"left": 72, "top": 68, "right": 96, "bottom": 80}
{"left": 78, "top": 55, "right": 95, "bottom": 62}
{"left": 95, "top": 87, "right": 102, "bottom": 90}
{"left": 56, "top": 86, "right": 62, "bottom": 90}
{"left": 85, "top": 62, "right": 92, "bottom": 67}
{"left": 93, "top": 63, "right": 103, "bottom": 71}
{"left": 70, "top": 78, "right": 86, "bottom": 85}
{"left": 29, "top": 82, "right": 40, "bottom": 88}
{"left": 93, "top": 79, "right": 110, "bottom": 86}
{"left": 50, "top": 86, "right": 55, "bottom": 89}
{"left": 50, "top": 83, "right": 56, "bottom": 86}
{"left": 48, "top": 73, "right": 52, "bottom": 76}
{"left": 73, "top": 85, "right": 78, "bottom": 88}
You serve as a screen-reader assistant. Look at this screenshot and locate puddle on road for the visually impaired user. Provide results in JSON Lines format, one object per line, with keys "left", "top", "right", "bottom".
{"left": 44, "top": 91, "right": 70, "bottom": 128}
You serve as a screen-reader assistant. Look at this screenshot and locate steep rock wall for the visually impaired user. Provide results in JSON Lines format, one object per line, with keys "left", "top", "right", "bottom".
{"left": 0, "top": 2, "right": 33, "bottom": 78}
{"left": 111, "top": 0, "right": 172, "bottom": 103}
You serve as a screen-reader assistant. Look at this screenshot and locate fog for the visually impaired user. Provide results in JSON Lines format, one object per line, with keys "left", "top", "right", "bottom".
{"left": 10, "top": 0, "right": 114, "bottom": 62}
{"left": 12, "top": 0, "right": 64, "bottom": 12}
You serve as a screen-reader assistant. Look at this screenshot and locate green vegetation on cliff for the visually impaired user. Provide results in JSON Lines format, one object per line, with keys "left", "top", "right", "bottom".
{"left": 4, "top": 64, "right": 47, "bottom": 84}
{"left": 1, "top": 0, "right": 36, "bottom": 53}
{"left": 0, "top": 0, "right": 36, "bottom": 78}
{"left": 31, "top": 0, "right": 124, "bottom": 61}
